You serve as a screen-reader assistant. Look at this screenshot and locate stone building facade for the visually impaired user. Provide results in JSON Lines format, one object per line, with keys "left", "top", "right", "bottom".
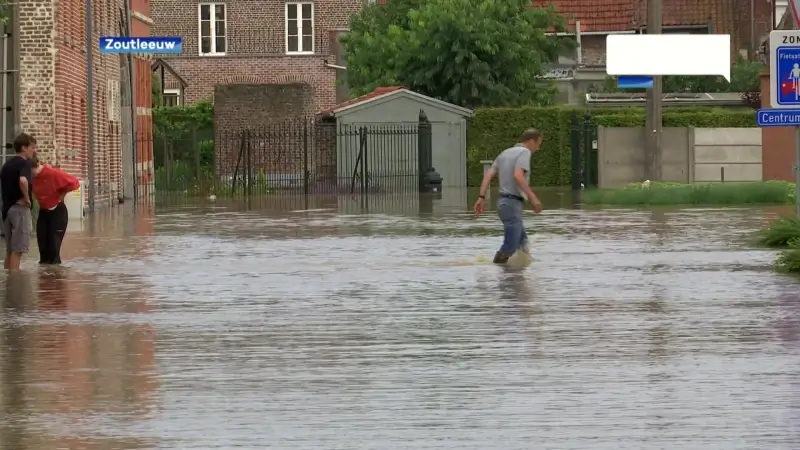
{"left": 151, "top": 0, "right": 365, "bottom": 114}
{"left": 17, "top": 0, "right": 154, "bottom": 210}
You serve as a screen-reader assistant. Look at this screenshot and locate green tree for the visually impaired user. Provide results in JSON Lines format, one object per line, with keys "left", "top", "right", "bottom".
{"left": 342, "top": 0, "right": 574, "bottom": 108}
{"left": 589, "top": 58, "right": 764, "bottom": 94}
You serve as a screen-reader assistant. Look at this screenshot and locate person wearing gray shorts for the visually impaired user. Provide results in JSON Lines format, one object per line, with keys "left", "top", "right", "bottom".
{"left": 2, "top": 203, "right": 32, "bottom": 252}
{"left": 0, "top": 133, "right": 36, "bottom": 270}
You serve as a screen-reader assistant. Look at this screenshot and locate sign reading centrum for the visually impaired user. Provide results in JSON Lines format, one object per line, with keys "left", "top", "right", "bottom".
{"left": 757, "top": 109, "right": 800, "bottom": 127}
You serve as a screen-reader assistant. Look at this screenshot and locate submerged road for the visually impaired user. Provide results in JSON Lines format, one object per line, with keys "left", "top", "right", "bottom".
{"left": 1, "top": 198, "right": 798, "bottom": 449}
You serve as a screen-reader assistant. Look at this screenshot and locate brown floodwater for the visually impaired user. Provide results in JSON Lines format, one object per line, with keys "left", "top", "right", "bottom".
{"left": 1, "top": 189, "right": 799, "bottom": 450}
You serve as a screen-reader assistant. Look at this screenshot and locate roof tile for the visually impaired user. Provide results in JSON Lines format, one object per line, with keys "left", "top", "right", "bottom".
{"left": 533, "top": 0, "right": 637, "bottom": 32}
{"left": 534, "top": 0, "right": 722, "bottom": 33}
{"left": 318, "top": 86, "right": 406, "bottom": 116}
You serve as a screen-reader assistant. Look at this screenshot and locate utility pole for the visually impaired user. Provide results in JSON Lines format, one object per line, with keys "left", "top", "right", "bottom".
{"left": 86, "top": 0, "right": 96, "bottom": 212}
{"left": 645, "top": 0, "right": 663, "bottom": 181}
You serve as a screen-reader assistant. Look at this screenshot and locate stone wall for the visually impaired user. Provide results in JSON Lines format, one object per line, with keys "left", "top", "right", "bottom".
{"left": 692, "top": 128, "right": 762, "bottom": 182}
{"left": 597, "top": 127, "right": 764, "bottom": 188}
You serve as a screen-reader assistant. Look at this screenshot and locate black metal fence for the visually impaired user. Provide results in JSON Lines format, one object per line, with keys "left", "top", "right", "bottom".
{"left": 152, "top": 116, "right": 433, "bottom": 197}
{"left": 570, "top": 111, "right": 599, "bottom": 190}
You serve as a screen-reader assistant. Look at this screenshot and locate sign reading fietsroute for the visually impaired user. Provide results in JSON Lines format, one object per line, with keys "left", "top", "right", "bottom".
{"left": 99, "top": 36, "right": 182, "bottom": 54}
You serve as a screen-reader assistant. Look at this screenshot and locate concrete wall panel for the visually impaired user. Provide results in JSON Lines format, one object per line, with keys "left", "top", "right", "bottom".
{"left": 598, "top": 126, "right": 764, "bottom": 187}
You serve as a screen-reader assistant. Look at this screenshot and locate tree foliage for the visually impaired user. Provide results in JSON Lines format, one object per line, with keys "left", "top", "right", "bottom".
{"left": 342, "top": 0, "right": 575, "bottom": 109}
{"left": 153, "top": 100, "right": 213, "bottom": 136}
{"left": 589, "top": 58, "right": 764, "bottom": 94}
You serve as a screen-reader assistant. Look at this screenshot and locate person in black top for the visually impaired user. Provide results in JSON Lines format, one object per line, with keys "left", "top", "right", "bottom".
{"left": 0, "top": 133, "right": 36, "bottom": 270}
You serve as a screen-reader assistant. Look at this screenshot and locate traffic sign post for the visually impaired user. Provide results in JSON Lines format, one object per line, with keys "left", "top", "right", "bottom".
{"left": 769, "top": 30, "right": 800, "bottom": 217}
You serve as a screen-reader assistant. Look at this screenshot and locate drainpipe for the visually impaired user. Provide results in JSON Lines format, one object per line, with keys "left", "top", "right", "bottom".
{"left": 751, "top": 0, "right": 756, "bottom": 59}
{"left": 11, "top": 0, "right": 18, "bottom": 138}
{"left": 575, "top": 20, "right": 582, "bottom": 64}
{"left": 126, "top": 0, "right": 138, "bottom": 201}
{"left": 86, "top": 0, "right": 96, "bottom": 212}
{"left": 772, "top": 0, "right": 776, "bottom": 29}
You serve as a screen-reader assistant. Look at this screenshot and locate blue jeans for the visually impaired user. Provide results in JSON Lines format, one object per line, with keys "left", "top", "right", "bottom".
{"left": 497, "top": 196, "right": 528, "bottom": 255}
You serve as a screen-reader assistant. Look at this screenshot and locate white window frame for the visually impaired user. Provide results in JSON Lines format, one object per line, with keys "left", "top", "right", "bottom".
{"left": 198, "top": 3, "right": 227, "bottom": 56}
{"left": 285, "top": 2, "right": 315, "bottom": 55}
{"left": 162, "top": 88, "right": 181, "bottom": 107}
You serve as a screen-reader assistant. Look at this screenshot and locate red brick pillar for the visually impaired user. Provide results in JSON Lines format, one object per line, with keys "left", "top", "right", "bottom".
{"left": 761, "top": 71, "right": 796, "bottom": 181}
{"left": 18, "top": 0, "right": 56, "bottom": 160}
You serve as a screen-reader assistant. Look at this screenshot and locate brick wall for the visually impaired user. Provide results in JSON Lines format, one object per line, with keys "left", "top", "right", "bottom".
{"left": 131, "top": 0, "right": 156, "bottom": 197}
{"left": 19, "top": 0, "right": 152, "bottom": 211}
{"left": 151, "top": 0, "right": 364, "bottom": 112}
{"left": 214, "top": 83, "right": 314, "bottom": 131}
{"left": 54, "top": 0, "right": 124, "bottom": 207}
{"left": 19, "top": 0, "right": 57, "bottom": 160}
{"left": 214, "top": 83, "right": 315, "bottom": 178}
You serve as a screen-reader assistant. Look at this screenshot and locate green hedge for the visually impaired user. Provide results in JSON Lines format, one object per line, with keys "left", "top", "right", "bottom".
{"left": 466, "top": 106, "right": 757, "bottom": 187}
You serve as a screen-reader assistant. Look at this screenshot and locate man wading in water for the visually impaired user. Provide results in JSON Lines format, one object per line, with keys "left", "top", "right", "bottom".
{"left": 473, "top": 129, "right": 543, "bottom": 264}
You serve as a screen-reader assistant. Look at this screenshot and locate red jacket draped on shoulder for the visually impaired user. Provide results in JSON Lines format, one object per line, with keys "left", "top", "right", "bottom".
{"left": 34, "top": 165, "right": 80, "bottom": 210}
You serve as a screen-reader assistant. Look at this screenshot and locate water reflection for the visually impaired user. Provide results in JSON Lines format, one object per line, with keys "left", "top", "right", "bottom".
{"left": 0, "top": 265, "right": 157, "bottom": 449}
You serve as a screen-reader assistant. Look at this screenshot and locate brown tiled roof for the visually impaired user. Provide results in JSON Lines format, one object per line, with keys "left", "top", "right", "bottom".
{"left": 318, "top": 86, "right": 406, "bottom": 116}
{"left": 532, "top": 0, "right": 637, "bottom": 32}
{"left": 533, "top": 0, "right": 717, "bottom": 33}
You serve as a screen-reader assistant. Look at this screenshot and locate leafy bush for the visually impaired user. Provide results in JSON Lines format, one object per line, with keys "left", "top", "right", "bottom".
{"left": 153, "top": 100, "right": 213, "bottom": 135}
{"left": 153, "top": 101, "right": 215, "bottom": 192}
{"left": 466, "top": 106, "right": 757, "bottom": 187}
{"left": 580, "top": 181, "right": 794, "bottom": 206}
{"left": 775, "top": 238, "right": 800, "bottom": 274}
{"left": 758, "top": 215, "right": 800, "bottom": 248}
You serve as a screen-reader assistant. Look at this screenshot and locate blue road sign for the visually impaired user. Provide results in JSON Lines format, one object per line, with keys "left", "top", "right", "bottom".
{"left": 757, "top": 108, "right": 800, "bottom": 127}
{"left": 776, "top": 47, "right": 800, "bottom": 106}
{"left": 617, "top": 76, "right": 653, "bottom": 89}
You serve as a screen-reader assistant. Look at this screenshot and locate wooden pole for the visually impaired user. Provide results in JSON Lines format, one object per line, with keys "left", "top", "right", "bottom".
{"left": 645, "top": 0, "right": 663, "bottom": 181}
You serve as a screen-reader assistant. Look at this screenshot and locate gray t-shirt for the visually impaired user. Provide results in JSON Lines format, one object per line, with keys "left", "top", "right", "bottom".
{"left": 492, "top": 144, "right": 531, "bottom": 199}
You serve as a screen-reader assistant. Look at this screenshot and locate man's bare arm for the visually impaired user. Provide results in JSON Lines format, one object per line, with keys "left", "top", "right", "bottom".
{"left": 477, "top": 167, "right": 496, "bottom": 197}
{"left": 513, "top": 168, "right": 539, "bottom": 203}
{"left": 18, "top": 177, "right": 30, "bottom": 204}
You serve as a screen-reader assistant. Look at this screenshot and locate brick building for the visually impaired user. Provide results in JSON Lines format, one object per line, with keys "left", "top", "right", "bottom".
{"left": 533, "top": 0, "right": 774, "bottom": 65}
{"left": 17, "top": 0, "right": 154, "bottom": 210}
{"left": 151, "top": 0, "right": 364, "bottom": 116}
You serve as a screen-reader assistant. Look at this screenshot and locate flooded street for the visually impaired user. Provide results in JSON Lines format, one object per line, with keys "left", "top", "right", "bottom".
{"left": 2, "top": 191, "right": 800, "bottom": 449}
